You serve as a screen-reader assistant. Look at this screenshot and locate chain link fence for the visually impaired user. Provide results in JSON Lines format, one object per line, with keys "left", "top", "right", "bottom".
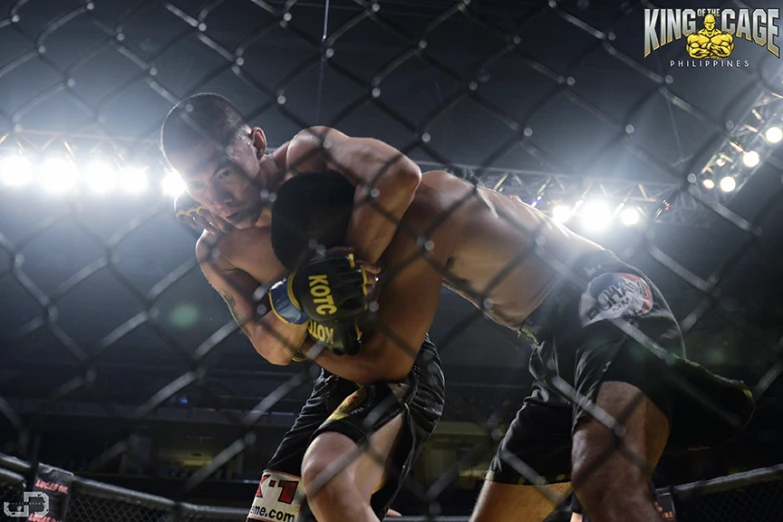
{"left": 1, "top": 454, "right": 781, "bottom": 521}
{"left": 1, "top": 0, "right": 782, "bottom": 521}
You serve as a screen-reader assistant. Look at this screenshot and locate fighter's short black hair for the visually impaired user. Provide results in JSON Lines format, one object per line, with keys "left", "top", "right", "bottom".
{"left": 160, "top": 93, "right": 247, "bottom": 162}
{"left": 270, "top": 172, "right": 356, "bottom": 271}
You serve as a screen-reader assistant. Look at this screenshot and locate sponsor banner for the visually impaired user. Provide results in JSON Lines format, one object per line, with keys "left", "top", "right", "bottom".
{"left": 247, "top": 470, "right": 305, "bottom": 522}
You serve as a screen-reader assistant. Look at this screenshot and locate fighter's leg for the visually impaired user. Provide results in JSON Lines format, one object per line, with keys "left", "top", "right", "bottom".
{"left": 557, "top": 266, "right": 680, "bottom": 522}
{"left": 563, "top": 319, "right": 672, "bottom": 521}
{"left": 302, "top": 413, "right": 405, "bottom": 522}
{"left": 472, "top": 482, "right": 572, "bottom": 522}
{"left": 247, "top": 371, "right": 335, "bottom": 522}
{"left": 470, "top": 384, "right": 574, "bottom": 522}
{"left": 571, "top": 381, "right": 669, "bottom": 522}
{"left": 303, "top": 339, "right": 444, "bottom": 522}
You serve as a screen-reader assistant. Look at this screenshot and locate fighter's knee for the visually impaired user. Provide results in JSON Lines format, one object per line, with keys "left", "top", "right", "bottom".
{"left": 571, "top": 419, "right": 618, "bottom": 477}
{"left": 572, "top": 435, "right": 650, "bottom": 516}
{"left": 301, "top": 433, "right": 360, "bottom": 501}
{"left": 302, "top": 448, "right": 369, "bottom": 522}
{"left": 301, "top": 450, "right": 343, "bottom": 496}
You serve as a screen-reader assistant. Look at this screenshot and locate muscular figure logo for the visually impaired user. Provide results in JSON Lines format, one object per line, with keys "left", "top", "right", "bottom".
{"left": 687, "top": 14, "right": 735, "bottom": 58}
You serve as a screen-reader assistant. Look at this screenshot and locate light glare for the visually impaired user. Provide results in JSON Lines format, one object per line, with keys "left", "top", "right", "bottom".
{"left": 0, "top": 155, "right": 35, "bottom": 187}
{"left": 162, "top": 169, "right": 186, "bottom": 197}
{"left": 766, "top": 126, "right": 783, "bottom": 144}
{"left": 552, "top": 204, "right": 572, "bottom": 223}
{"left": 742, "top": 151, "right": 760, "bottom": 168}
{"left": 702, "top": 178, "right": 715, "bottom": 189}
{"left": 83, "top": 160, "right": 118, "bottom": 193}
{"left": 719, "top": 176, "right": 736, "bottom": 192}
{"left": 121, "top": 166, "right": 147, "bottom": 194}
{"left": 619, "top": 207, "right": 640, "bottom": 226}
{"left": 41, "top": 156, "right": 80, "bottom": 193}
{"left": 580, "top": 201, "right": 612, "bottom": 231}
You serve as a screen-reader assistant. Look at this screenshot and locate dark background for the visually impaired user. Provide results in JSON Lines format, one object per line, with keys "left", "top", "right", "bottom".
{"left": 1, "top": 0, "right": 782, "bottom": 516}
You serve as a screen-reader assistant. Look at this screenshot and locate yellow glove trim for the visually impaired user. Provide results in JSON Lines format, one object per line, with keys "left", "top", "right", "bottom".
{"left": 176, "top": 205, "right": 208, "bottom": 220}
{"left": 287, "top": 273, "right": 301, "bottom": 310}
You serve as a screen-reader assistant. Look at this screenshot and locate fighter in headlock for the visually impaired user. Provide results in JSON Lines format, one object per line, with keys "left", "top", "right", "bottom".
{"left": 267, "top": 153, "right": 756, "bottom": 520}
{"left": 162, "top": 93, "right": 445, "bottom": 522}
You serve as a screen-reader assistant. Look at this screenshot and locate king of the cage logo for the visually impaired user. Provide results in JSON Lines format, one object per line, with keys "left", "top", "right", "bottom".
{"left": 645, "top": 8, "right": 780, "bottom": 68}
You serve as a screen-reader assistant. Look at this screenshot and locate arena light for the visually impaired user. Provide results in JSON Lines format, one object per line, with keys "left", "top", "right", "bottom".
{"left": 0, "top": 154, "right": 35, "bottom": 187}
{"left": 702, "top": 178, "right": 715, "bottom": 190}
{"left": 580, "top": 200, "right": 612, "bottom": 231}
{"left": 83, "top": 159, "right": 118, "bottom": 194}
{"left": 161, "top": 169, "right": 186, "bottom": 197}
{"left": 619, "top": 207, "right": 640, "bottom": 226}
{"left": 552, "top": 204, "right": 572, "bottom": 223}
{"left": 766, "top": 126, "right": 783, "bottom": 144}
{"left": 40, "top": 156, "right": 80, "bottom": 193}
{"left": 742, "top": 150, "right": 760, "bottom": 168}
{"left": 120, "top": 166, "right": 147, "bottom": 194}
{"left": 719, "top": 176, "right": 736, "bottom": 192}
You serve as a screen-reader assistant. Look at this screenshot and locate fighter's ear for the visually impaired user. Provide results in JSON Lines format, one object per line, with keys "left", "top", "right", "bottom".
{"left": 250, "top": 127, "right": 267, "bottom": 159}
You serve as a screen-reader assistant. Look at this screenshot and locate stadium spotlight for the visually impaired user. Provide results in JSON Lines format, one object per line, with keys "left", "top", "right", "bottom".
{"left": 0, "top": 154, "right": 35, "bottom": 187}
{"left": 552, "top": 204, "right": 572, "bottom": 223}
{"left": 40, "top": 155, "right": 80, "bottom": 193}
{"left": 702, "top": 178, "right": 715, "bottom": 189}
{"left": 162, "top": 169, "right": 186, "bottom": 197}
{"left": 580, "top": 200, "right": 612, "bottom": 231}
{"left": 619, "top": 207, "right": 640, "bottom": 226}
{"left": 120, "top": 166, "right": 148, "bottom": 194}
{"left": 83, "top": 159, "right": 118, "bottom": 193}
{"left": 766, "top": 126, "right": 783, "bottom": 144}
{"left": 719, "top": 176, "right": 736, "bottom": 192}
{"left": 742, "top": 150, "right": 760, "bottom": 167}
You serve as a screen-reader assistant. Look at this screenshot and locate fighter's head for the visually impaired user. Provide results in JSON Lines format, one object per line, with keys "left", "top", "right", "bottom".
{"left": 704, "top": 14, "right": 716, "bottom": 31}
{"left": 270, "top": 172, "right": 355, "bottom": 271}
{"left": 161, "top": 93, "right": 268, "bottom": 229}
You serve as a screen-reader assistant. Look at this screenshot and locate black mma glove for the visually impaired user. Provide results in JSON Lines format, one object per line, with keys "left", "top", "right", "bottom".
{"left": 269, "top": 252, "right": 368, "bottom": 325}
{"left": 307, "top": 319, "right": 363, "bottom": 356}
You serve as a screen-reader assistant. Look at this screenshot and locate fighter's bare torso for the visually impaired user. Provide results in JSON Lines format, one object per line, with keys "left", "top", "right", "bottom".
{"left": 210, "top": 167, "right": 603, "bottom": 330}
{"left": 390, "top": 171, "right": 604, "bottom": 328}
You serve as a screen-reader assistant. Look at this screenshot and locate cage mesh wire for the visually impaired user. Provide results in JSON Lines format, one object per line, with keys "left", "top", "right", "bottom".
{"left": 1, "top": 0, "right": 782, "bottom": 521}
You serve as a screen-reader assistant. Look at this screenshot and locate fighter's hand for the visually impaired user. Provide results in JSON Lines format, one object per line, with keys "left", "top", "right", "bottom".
{"left": 322, "top": 247, "right": 381, "bottom": 299}
{"left": 306, "top": 318, "right": 363, "bottom": 356}
{"left": 292, "top": 250, "right": 378, "bottom": 323}
{"left": 175, "top": 193, "right": 231, "bottom": 235}
{"left": 269, "top": 249, "right": 379, "bottom": 326}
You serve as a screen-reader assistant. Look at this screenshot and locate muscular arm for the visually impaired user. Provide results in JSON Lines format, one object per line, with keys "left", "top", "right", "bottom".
{"left": 197, "top": 238, "right": 308, "bottom": 365}
{"left": 714, "top": 36, "right": 734, "bottom": 57}
{"left": 306, "top": 211, "right": 449, "bottom": 383}
{"left": 286, "top": 126, "right": 421, "bottom": 265}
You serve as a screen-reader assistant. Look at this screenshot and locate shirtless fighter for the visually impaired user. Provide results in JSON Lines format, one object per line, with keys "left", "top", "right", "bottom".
{"left": 161, "top": 93, "right": 445, "bottom": 522}
{"left": 268, "top": 168, "right": 756, "bottom": 521}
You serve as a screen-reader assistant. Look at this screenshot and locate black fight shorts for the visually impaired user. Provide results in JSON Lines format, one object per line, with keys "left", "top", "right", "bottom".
{"left": 250, "top": 336, "right": 444, "bottom": 521}
{"left": 486, "top": 250, "right": 754, "bottom": 485}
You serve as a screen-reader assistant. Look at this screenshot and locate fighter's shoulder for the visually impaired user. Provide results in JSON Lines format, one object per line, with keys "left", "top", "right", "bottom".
{"left": 407, "top": 170, "right": 475, "bottom": 223}
{"left": 420, "top": 169, "right": 458, "bottom": 189}
{"left": 284, "top": 126, "right": 347, "bottom": 169}
{"left": 419, "top": 170, "right": 477, "bottom": 200}
{"left": 289, "top": 126, "right": 346, "bottom": 150}
{"left": 195, "top": 233, "right": 232, "bottom": 271}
